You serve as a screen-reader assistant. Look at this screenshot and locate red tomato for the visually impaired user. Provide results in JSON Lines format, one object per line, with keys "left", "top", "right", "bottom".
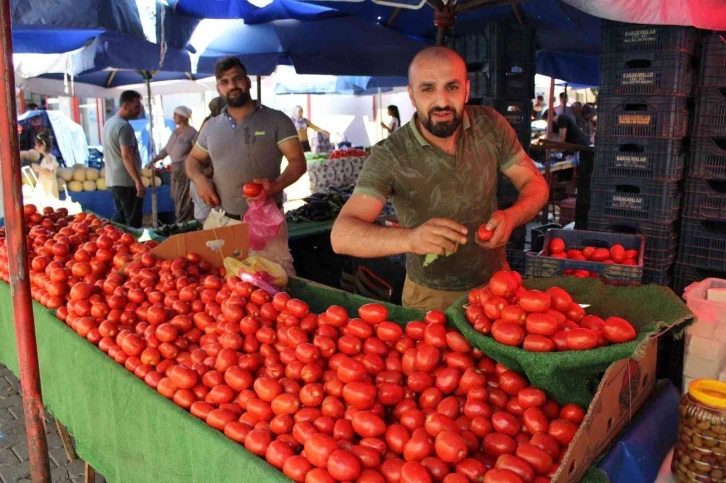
{"left": 483, "top": 296, "right": 508, "bottom": 320}
{"left": 491, "top": 323, "right": 525, "bottom": 347}
{"left": 529, "top": 433, "right": 560, "bottom": 460}
{"left": 603, "top": 317, "right": 637, "bottom": 343}
{"left": 524, "top": 313, "right": 558, "bottom": 337}
{"left": 516, "top": 443, "right": 553, "bottom": 474}
{"left": 380, "top": 459, "right": 405, "bottom": 483}
{"left": 559, "top": 403, "right": 586, "bottom": 424}
{"left": 434, "top": 431, "right": 467, "bottom": 463}
{"left": 446, "top": 332, "right": 473, "bottom": 353}
{"left": 488, "top": 272, "right": 518, "bottom": 299}
{"left": 477, "top": 225, "right": 494, "bottom": 242}
{"left": 498, "top": 371, "right": 528, "bottom": 396}
{"left": 483, "top": 433, "right": 517, "bottom": 458}
{"left": 401, "top": 461, "right": 433, "bottom": 483}
{"left": 610, "top": 244, "right": 626, "bottom": 263}
{"left": 358, "top": 303, "right": 388, "bottom": 324}
{"left": 580, "top": 315, "right": 605, "bottom": 332}
{"left": 352, "top": 411, "right": 386, "bottom": 438}
{"left": 522, "top": 407, "right": 550, "bottom": 434}
{"left": 518, "top": 291, "right": 551, "bottom": 313}
{"left": 377, "top": 321, "right": 404, "bottom": 343}
{"left": 283, "top": 455, "right": 313, "bottom": 482}
{"left": 495, "top": 454, "right": 535, "bottom": 483}
{"left": 564, "top": 304, "right": 585, "bottom": 323}
{"left": 343, "top": 381, "right": 377, "bottom": 409}
{"left": 425, "top": 310, "right": 447, "bottom": 325}
{"left": 491, "top": 412, "right": 520, "bottom": 437}
{"left": 548, "top": 419, "right": 579, "bottom": 446}
{"left": 305, "top": 433, "right": 338, "bottom": 468}
{"left": 483, "top": 468, "right": 523, "bottom": 483}
{"left": 242, "top": 182, "right": 263, "bottom": 198}
{"left": 454, "top": 459, "right": 487, "bottom": 482}
{"left": 565, "top": 328, "right": 599, "bottom": 351}
{"left": 522, "top": 335, "right": 555, "bottom": 353}
{"left": 625, "top": 249, "right": 639, "bottom": 259}
{"left": 549, "top": 238, "right": 565, "bottom": 254}
{"left": 501, "top": 306, "right": 527, "bottom": 326}
{"left": 327, "top": 450, "right": 362, "bottom": 481}
{"left": 544, "top": 287, "right": 573, "bottom": 313}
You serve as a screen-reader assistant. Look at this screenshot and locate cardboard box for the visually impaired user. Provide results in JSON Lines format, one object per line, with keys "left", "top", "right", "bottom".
{"left": 553, "top": 338, "right": 658, "bottom": 482}
{"left": 151, "top": 223, "right": 249, "bottom": 265}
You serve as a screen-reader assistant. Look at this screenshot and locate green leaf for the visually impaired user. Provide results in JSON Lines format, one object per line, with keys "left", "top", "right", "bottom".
{"left": 422, "top": 249, "right": 453, "bottom": 267}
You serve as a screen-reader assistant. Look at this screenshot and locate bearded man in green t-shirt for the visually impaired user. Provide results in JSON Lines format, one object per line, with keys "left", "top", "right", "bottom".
{"left": 331, "top": 46, "right": 549, "bottom": 311}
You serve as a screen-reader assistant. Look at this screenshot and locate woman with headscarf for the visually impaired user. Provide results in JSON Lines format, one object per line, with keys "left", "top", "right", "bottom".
{"left": 149, "top": 106, "right": 197, "bottom": 222}
{"left": 290, "top": 105, "right": 329, "bottom": 152}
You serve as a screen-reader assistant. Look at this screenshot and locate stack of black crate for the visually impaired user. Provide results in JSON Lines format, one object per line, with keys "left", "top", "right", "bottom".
{"left": 453, "top": 23, "right": 536, "bottom": 274}
{"left": 588, "top": 21, "right": 699, "bottom": 285}
{"left": 673, "top": 31, "right": 726, "bottom": 294}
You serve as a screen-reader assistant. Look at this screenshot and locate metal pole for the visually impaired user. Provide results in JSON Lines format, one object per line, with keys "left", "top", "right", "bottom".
{"left": 256, "top": 75, "right": 262, "bottom": 103}
{"left": 0, "top": 0, "right": 51, "bottom": 481}
{"left": 543, "top": 77, "right": 555, "bottom": 224}
{"left": 145, "top": 74, "right": 158, "bottom": 228}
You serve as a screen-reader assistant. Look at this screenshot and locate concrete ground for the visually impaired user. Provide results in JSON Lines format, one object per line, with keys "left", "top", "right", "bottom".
{"left": 0, "top": 364, "right": 104, "bottom": 483}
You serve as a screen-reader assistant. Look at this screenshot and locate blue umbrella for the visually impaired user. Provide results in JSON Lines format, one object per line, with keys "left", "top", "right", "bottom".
{"left": 198, "top": 15, "right": 426, "bottom": 76}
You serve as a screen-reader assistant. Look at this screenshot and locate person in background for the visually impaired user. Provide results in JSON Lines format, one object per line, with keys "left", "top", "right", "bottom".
{"left": 532, "top": 95, "right": 546, "bottom": 120}
{"left": 582, "top": 104, "right": 597, "bottom": 143}
{"left": 34, "top": 131, "right": 59, "bottom": 198}
{"left": 148, "top": 106, "right": 197, "bottom": 223}
{"left": 381, "top": 105, "right": 401, "bottom": 134}
{"left": 26, "top": 103, "right": 39, "bottom": 112}
{"left": 331, "top": 47, "right": 548, "bottom": 311}
{"left": 102, "top": 90, "right": 145, "bottom": 228}
{"left": 290, "top": 105, "right": 329, "bottom": 152}
{"left": 186, "top": 57, "right": 307, "bottom": 274}
{"left": 555, "top": 92, "right": 574, "bottom": 120}
{"left": 201, "top": 97, "right": 226, "bottom": 133}
{"left": 557, "top": 102, "right": 591, "bottom": 147}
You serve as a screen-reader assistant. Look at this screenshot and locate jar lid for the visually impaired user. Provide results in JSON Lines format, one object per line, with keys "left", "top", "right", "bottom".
{"left": 689, "top": 379, "right": 726, "bottom": 409}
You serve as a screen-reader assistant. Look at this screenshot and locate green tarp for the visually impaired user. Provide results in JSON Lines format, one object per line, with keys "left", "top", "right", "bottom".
{"left": 0, "top": 279, "right": 421, "bottom": 483}
{"left": 446, "top": 277, "right": 693, "bottom": 408}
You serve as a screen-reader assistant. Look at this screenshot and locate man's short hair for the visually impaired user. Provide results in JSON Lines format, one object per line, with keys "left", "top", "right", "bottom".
{"left": 537, "top": 95, "right": 544, "bottom": 101}
{"left": 119, "top": 90, "right": 141, "bottom": 106}
{"left": 559, "top": 92, "right": 567, "bottom": 100}
{"left": 215, "top": 56, "right": 247, "bottom": 80}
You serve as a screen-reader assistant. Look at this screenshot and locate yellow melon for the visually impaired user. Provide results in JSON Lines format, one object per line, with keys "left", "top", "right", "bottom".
{"left": 82, "top": 180, "right": 96, "bottom": 191}
{"left": 95, "top": 178, "right": 107, "bottom": 190}
{"left": 68, "top": 181, "right": 83, "bottom": 192}
{"left": 57, "top": 168, "right": 74, "bottom": 182}
{"left": 85, "top": 168, "right": 99, "bottom": 181}
{"left": 72, "top": 169, "right": 86, "bottom": 182}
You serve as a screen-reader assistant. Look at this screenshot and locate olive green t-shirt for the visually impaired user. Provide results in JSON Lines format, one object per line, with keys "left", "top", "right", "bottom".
{"left": 354, "top": 106, "right": 528, "bottom": 292}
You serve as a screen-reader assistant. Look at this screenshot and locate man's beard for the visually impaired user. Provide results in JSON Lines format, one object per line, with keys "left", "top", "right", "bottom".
{"left": 225, "top": 89, "right": 251, "bottom": 108}
{"left": 421, "top": 106, "right": 462, "bottom": 138}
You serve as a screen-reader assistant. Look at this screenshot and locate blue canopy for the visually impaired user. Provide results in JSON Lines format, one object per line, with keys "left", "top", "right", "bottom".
{"left": 11, "top": 0, "right": 146, "bottom": 53}
{"left": 169, "top": 0, "right": 342, "bottom": 21}
{"left": 198, "top": 15, "right": 425, "bottom": 76}
{"left": 305, "top": 0, "right": 601, "bottom": 85}
{"left": 38, "top": 33, "right": 198, "bottom": 88}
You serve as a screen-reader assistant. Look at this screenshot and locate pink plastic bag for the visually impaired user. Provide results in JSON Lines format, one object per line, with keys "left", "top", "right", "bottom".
{"left": 242, "top": 194, "right": 284, "bottom": 250}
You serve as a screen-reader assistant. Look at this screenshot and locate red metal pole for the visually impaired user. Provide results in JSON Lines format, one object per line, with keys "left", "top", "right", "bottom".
{"left": 0, "top": 1, "right": 52, "bottom": 481}
{"left": 71, "top": 97, "right": 80, "bottom": 123}
{"left": 18, "top": 89, "right": 25, "bottom": 113}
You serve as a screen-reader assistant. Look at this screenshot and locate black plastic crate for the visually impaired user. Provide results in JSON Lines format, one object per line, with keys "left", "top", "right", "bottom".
{"left": 454, "top": 22, "right": 535, "bottom": 63}
{"left": 694, "top": 87, "right": 726, "bottom": 138}
{"left": 587, "top": 215, "right": 679, "bottom": 246}
{"left": 525, "top": 229, "right": 645, "bottom": 283}
{"left": 467, "top": 60, "right": 535, "bottom": 100}
{"left": 506, "top": 247, "right": 526, "bottom": 275}
{"left": 589, "top": 177, "right": 683, "bottom": 223}
{"left": 594, "top": 136, "right": 687, "bottom": 180}
{"left": 673, "top": 262, "right": 726, "bottom": 297}
{"left": 597, "top": 96, "right": 690, "bottom": 139}
{"left": 601, "top": 20, "right": 698, "bottom": 54}
{"left": 468, "top": 98, "right": 531, "bottom": 130}
{"left": 600, "top": 51, "right": 695, "bottom": 97}
{"left": 699, "top": 32, "right": 726, "bottom": 88}
{"left": 683, "top": 178, "right": 726, "bottom": 221}
{"left": 644, "top": 232, "right": 679, "bottom": 265}
{"left": 642, "top": 265, "right": 673, "bottom": 286}
{"left": 678, "top": 217, "right": 726, "bottom": 271}
{"left": 689, "top": 136, "right": 726, "bottom": 180}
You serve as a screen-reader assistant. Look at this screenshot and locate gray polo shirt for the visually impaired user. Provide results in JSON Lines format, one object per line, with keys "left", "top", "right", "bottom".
{"left": 196, "top": 105, "right": 298, "bottom": 216}
{"left": 102, "top": 114, "right": 141, "bottom": 188}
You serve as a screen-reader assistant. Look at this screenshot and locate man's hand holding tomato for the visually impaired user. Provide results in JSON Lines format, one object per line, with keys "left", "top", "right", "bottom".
{"left": 242, "top": 179, "right": 280, "bottom": 200}
{"left": 476, "top": 210, "right": 516, "bottom": 249}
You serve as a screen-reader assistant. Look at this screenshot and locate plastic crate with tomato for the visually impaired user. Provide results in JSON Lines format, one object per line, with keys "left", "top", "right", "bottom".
{"left": 525, "top": 229, "right": 645, "bottom": 283}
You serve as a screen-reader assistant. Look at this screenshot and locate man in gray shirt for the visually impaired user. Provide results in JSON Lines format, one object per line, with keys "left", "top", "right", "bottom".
{"left": 186, "top": 57, "right": 307, "bottom": 274}
{"left": 102, "top": 90, "right": 145, "bottom": 227}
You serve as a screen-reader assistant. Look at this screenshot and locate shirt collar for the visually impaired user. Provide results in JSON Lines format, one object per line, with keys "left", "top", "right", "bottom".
{"left": 221, "top": 102, "right": 261, "bottom": 129}
{"left": 408, "top": 109, "right": 471, "bottom": 147}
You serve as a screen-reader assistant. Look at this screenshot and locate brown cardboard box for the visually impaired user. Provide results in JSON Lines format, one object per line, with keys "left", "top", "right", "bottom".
{"left": 151, "top": 223, "right": 249, "bottom": 266}
{"left": 553, "top": 338, "right": 658, "bottom": 481}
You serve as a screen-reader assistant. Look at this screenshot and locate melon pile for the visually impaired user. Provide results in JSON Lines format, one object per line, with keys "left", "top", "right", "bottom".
{"left": 58, "top": 166, "right": 162, "bottom": 193}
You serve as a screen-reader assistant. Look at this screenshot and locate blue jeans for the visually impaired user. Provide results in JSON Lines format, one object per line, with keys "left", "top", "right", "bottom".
{"left": 109, "top": 186, "right": 142, "bottom": 228}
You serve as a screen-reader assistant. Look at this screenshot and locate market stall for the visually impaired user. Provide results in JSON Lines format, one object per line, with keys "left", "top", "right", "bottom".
{"left": 306, "top": 149, "right": 370, "bottom": 194}
{"left": 61, "top": 184, "right": 174, "bottom": 220}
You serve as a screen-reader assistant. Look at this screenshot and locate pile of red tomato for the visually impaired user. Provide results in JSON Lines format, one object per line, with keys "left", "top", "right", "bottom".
{"left": 465, "top": 271, "right": 637, "bottom": 352}
{"left": 329, "top": 149, "right": 369, "bottom": 160}
{"left": 2, "top": 205, "right": 591, "bottom": 483}
{"left": 545, "top": 238, "right": 639, "bottom": 266}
